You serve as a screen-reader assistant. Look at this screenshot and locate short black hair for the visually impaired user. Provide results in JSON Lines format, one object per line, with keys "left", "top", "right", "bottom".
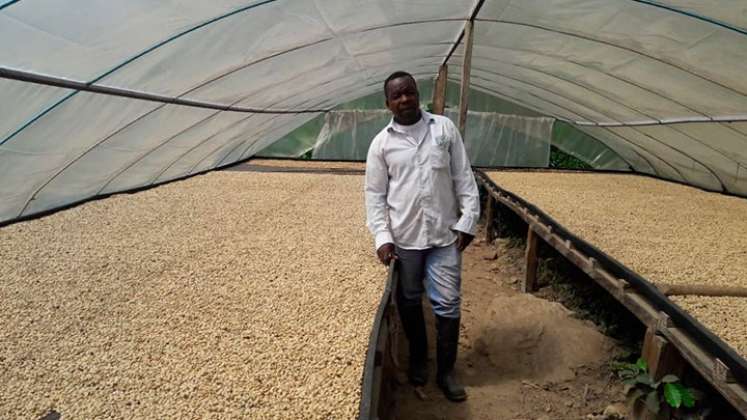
{"left": 384, "top": 71, "right": 416, "bottom": 98}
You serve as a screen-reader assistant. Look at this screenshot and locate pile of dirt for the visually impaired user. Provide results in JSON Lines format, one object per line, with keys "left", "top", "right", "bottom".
{"left": 473, "top": 293, "right": 616, "bottom": 384}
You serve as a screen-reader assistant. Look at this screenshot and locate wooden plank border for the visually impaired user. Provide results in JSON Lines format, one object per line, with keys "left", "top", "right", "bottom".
{"left": 358, "top": 261, "right": 399, "bottom": 420}
{"left": 476, "top": 171, "right": 747, "bottom": 416}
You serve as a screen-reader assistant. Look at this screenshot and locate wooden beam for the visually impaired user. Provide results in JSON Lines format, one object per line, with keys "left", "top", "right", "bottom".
{"left": 523, "top": 227, "right": 539, "bottom": 293}
{"left": 458, "top": 20, "right": 474, "bottom": 138}
{"left": 432, "top": 64, "right": 448, "bottom": 115}
{"left": 657, "top": 283, "right": 747, "bottom": 298}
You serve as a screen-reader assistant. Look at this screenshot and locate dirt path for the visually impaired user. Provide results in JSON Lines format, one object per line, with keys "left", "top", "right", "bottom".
{"left": 395, "top": 231, "right": 627, "bottom": 420}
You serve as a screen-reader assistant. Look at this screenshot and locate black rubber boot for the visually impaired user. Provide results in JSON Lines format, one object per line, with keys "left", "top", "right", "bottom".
{"left": 436, "top": 315, "right": 467, "bottom": 402}
{"left": 397, "top": 304, "right": 428, "bottom": 386}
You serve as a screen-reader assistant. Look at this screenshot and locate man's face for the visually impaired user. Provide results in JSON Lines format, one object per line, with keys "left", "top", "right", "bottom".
{"left": 385, "top": 77, "right": 420, "bottom": 122}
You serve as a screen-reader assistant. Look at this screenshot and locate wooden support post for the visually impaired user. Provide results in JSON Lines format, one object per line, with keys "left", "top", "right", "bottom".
{"left": 642, "top": 326, "right": 685, "bottom": 381}
{"left": 458, "top": 20, "right": 474, "bottom": 138}
{"left": 588, "top": 257, "right": 598, "bottom": 271}
{"left": 613, "top": 277, "right": 631, "bottom": 299}
{"left": 714, "top": 358, "right": 736, "bottom": 384}
{"left": 485, "top": 195, "right": 495, "bottom": 243}
{"left": 523, "top": 227, "right": 539, "bottom": 293}
{"left": 656, "top": 311, "right": 673, "bottom": 333}
{"left": 432, "top": 64, "right": 448, "bottom": 115}
{"left": 636, "top": 328, "right": 684, "bottom": 420}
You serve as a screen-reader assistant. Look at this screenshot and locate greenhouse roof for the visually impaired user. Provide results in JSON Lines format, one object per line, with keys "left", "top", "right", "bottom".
{"left": 1, "top": 0, "right": 747, "bottom": 223}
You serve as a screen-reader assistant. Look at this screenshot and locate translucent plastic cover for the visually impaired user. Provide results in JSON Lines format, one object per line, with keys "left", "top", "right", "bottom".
{"left": 1, "top": 0, "right": 747, "bottom": 223}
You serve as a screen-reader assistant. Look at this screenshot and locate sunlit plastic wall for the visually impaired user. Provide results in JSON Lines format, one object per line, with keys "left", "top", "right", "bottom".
{"left": 1, "top": 0, "right": 747, "bottom": 224}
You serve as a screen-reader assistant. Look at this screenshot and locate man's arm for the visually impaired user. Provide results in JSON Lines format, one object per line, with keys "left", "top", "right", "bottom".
{"left": 448, "top": 121, "right": 480, "bottom": 251}
{"left": 365, "top": 137, "right": 396, "bottom": 265}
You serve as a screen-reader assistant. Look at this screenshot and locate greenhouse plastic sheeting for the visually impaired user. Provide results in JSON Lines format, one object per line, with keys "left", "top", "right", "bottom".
{"left": 312, "top": 110, "right": 391, "bottom": 160}
{"left": 444, "top": 110, "right": 553, "bottom": 167}
{"left": 309, "top": 109, "right": 553, "bottom": 166}
{"left": 261, "top": 80, "right": 577, "bottom": 161}
{"left": 652, "top": 1, "right": 747, "bottom": 32}
{"left": 552, "top": 122, "right": 630, "bottom": 171}
{"left": 2, "top": 0, "right": 747, "bottom": 223}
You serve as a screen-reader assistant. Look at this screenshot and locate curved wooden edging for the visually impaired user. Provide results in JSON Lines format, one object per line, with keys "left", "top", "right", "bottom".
{"left": 358, "top": 262, "right": 398, "bottom": 420}
{"left": 476, "top": 169, "right": 747, "bottom": 415}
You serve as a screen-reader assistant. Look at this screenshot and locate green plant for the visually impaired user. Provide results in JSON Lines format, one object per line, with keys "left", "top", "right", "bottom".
{"left": 549, "top": 145, "right": 593, "bottom": 170}
{"left": 612, "top": 358, "right": 697, "bottom": 414}
{"left": 300, "top": 148, "right": 313, "bottom": 160}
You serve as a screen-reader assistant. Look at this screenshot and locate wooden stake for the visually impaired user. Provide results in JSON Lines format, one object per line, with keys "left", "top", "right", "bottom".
{"left": 432, "top": 64, "right": 448, "bottom": 115}
{"left": 523, "top": 227, "right": 539, "bottom": 293}
{"left": 614, "top": 278, "right": 631, "bottom": 298}
{"left": 485, "top": 196, "right": 495, "bottom": 243}
{"left": 636, "top": 327, "right": 685, "bottom": 420}
{"left": 588, "top": 257, "right": 598, "bottom": 271}
{"left": 656, "top": 311, "right": 673, "bottom": 333}
{"left": 458, "top": 20, "right": 473, "bottom": 138}
{"left": 714, "top": 358, "right": 736, "bottom": 384}
{"left": 642, "top": 327, "right": 685, "bottom": 381}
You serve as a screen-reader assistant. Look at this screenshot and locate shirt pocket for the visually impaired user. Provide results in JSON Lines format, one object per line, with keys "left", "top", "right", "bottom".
{"left": 430, "top": 144, "right": 450, "bottom": 169}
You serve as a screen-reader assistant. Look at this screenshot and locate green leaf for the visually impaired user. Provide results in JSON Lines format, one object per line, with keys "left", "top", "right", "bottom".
{"left": 610, "top": 361, "right": 624, "bottom": 370}
{"left": 636, "top": 358, "right": 649, "bottom": 372}
{"left": 681, "top": 387, "right": 696, "bottom": 408}
{"left": 612, "top": 361, "right": 639, "bottom": 376}
{"left": 645, "top": 390, "right": 661, "bottom": 413}
{"left": 626, "top": 388, "right": 645, "bottom": 406}
{"left": 623, "top": 377, "right": 641, "bottom": 386}
{"left": 660, "top": 374, "right": 679, "bottom": 383}
{"left": 617, "top": 368, "right": 636, "bottom": 380}
{"left": 635, "top": 373, "right": 654, "bottom": 387}
{"left": 664, "top": 382, "right": 683, "bottom": 408}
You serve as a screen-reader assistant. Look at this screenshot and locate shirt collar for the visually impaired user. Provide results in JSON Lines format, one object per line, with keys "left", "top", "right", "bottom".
{"left": 386, "top": 109, "right": 436, "bottom": 134}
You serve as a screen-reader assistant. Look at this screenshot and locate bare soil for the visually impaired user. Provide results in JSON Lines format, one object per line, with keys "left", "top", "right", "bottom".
{"left": 396, "top": 232, "right": 627, "bottom": 420}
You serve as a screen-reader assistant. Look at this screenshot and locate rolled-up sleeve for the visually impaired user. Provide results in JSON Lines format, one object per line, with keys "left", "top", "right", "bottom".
{"left": 448, "top": 122, "right": 480, "bottom": 235}
{"left": 365, "top": 136, "right": 393, "bottom": 249}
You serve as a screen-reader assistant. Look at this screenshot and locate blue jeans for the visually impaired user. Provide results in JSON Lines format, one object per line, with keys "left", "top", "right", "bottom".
{"left": 395, "top": 243, "right": 462, "bottom": 318}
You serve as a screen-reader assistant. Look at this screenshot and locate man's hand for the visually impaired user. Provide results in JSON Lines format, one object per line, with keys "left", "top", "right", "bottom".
{"left": 376, "top": 243, "right": 398, "bottom": 266}
{"left": 456, "top": 231, "right": 474, "bottom": 252}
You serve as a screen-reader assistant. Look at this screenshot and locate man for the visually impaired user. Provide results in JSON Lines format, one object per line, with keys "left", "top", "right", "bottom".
{"left": 364, "top": 71, "right": 480, "bottom": 402}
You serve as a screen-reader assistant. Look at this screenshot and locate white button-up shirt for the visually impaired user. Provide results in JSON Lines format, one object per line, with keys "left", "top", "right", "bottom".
{"left": 365, "top": 110, "right": 480, "bottom": 250}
